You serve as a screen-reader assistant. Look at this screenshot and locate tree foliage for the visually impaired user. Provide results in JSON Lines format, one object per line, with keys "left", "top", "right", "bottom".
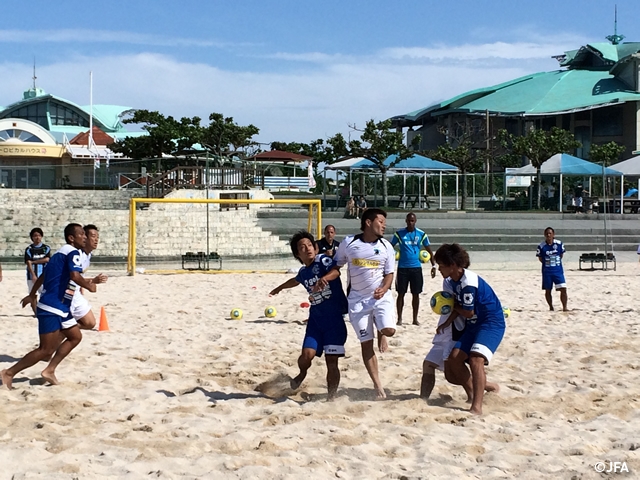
{"left": 589, "top": 141, "right": 625, "bottom": 167}
{"left": 202, "top": 113, "right": 259, "bottom": 161}
{"left": 499, "top": 126, "right": 581, "bottom": 208}
{"left": 335, "top": 119, "right": 418, "bottom": 206}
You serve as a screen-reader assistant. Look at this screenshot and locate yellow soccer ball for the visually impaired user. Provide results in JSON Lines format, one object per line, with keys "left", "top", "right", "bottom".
{"left": 419, "top": 250, "right": 431, "bottom": 263}
{"left": 265, "top": 306, "right": 277, "bottom": 318}
{"left": 502, "top": 306, "right": 511, "bottom": 318}
{"left": 395, "top": 250, "right": 400, "bottom": 261}
{"left": 430, "top": 291, "right": 454, "bottom": 315}
{"left": 230, "top": 308, "right": 243, "bottom": 320}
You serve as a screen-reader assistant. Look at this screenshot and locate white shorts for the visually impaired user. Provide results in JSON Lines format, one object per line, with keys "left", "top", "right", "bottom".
{"left": 348, "top": 291, "right": 396, "bottom": 342}
{"left": 425, "top": 340, "right": 456, "bottom": 371}
{"left": 70, "top": 293, "right": 92, "bottom": 320}
{"left": 27, "top": 279, "right": 43, "bottom": 295}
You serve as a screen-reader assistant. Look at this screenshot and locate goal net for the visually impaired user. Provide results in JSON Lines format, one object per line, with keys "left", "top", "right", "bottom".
{"left": 126, "top": 194, "right": 321, "bottom": 275}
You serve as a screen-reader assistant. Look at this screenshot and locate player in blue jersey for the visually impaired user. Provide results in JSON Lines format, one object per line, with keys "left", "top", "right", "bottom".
{"left": 391, "top": 212, "right": 436, "bottom": 325}
{"left": 1, "top": 224, "right": 97, "bottom": 390}
{"left": 434, "top": 243, "right": 504, "bottom": 415}
{"left": 269, "top": 231, "right": 348, "bottom": 400}
{"left": 536, "top": 227, "right": 568, "bottom": 311}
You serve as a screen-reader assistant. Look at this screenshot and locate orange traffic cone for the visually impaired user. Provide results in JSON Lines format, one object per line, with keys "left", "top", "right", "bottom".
{"left": 98, "top": 306, "right": 110, "bottom": 332}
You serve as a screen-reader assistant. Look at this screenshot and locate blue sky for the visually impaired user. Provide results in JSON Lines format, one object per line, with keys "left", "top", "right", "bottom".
{"left": 1, "top": 1, "right": 638, "bottom": 144}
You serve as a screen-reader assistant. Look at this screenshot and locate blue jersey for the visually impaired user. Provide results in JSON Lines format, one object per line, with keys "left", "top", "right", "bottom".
{"left": 37, "top": 245, "right": 83, "bottom": 318}
{"left": 25, "top": 243, "right": 51, "bottom": 280}
{"left": 295, "top": 254, "right": 348, "bottom": 329}
{"left": 391, "top": 228, "right": 430, "bottom": 268}
{"left": 450, "top": 269, "right": 504, "bottom": 331}
{"left": 536, "top": 239, "right": 565, "bottom": 274}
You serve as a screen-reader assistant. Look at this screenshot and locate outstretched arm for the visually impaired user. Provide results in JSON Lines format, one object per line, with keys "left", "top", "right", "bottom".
{"left": 70, "top": 271, "right": 96, "bottom": 293}
{"left": 269, "top": 277, "right": 299, "bottom": 296}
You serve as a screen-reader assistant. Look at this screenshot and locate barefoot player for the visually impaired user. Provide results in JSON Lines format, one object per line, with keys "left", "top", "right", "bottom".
{"left": 269, "top": 231, "right": 348, "bottom": 400}
{"left": 1, "top": 224, "right": 96, "bottom": 390}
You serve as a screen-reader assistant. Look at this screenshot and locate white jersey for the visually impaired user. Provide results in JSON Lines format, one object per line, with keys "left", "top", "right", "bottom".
{"left": 335, "top": 234, "right": 395, "bottom": 296}
{"left": 71, "top": 250, "right": 92, "bottom": 294}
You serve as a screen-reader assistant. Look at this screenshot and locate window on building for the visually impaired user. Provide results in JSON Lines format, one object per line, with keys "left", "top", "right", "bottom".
{"left": 50, "top": 102, "right": 90, "bottom": 128}
{"left": 592, "top": 105, "right": 623, "bottom": 137}
{"left": 0, "top": 101, "right": 49, "bottom": 128}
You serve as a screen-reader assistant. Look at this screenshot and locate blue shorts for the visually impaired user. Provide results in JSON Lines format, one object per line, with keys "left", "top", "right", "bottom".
{"left": 542, "top": 271, "right": 566, "bottom": 290}
{"left": 37, "top": 309, "right": 68, "bottom": 335}
{"left": 303, "top": 319, "right": 347, "bottom": 357}
{"left": 454, "top": 323, "right": 505, "bottom": 365}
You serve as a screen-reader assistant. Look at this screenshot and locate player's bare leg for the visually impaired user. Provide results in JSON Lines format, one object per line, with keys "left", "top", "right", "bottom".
{"left": 445, "top": 349, "right": 473, "bottom": 403}
{"left": 325, "top": 355, "right": 340, "bottom": 401}
{"left": 485, "top": 381, "right": 500, "bottom": 393}
{"left": 420, "top": 361, "right": 437, "bottom": 400}
{"left": 544, "top": 289, "right": 554, "bottom": 310}
{"left": 77, "top": 310, "right": 96, "bottom": 330}
{"left": 42, "top": 326, "right": 82, "bottom": 386}
{"left": 396, "top": 294, "right": 404, "bottom": 325}
{"left": 361, "top": 340, "right": 385, "bottom": 399}
{"left": 469, "top": 355, "right": 487, "bottom": 415}
{"left": 1, "top": 331, "right": 63, "bottom": 390}
{"left": 411, "top": 294, "right": 420, "bottom": 325}
{"left": 559, "top": 288, "right": 568, "bottom": 312}
{"left": 378, "top": 327, "right": 395, "bottom": 353}
{"left": 290, "top": 347, "right": 315, "bottom": 390}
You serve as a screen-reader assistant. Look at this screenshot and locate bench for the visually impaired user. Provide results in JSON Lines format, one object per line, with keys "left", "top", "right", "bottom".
{"left": 181, "top": 251, "right": 223, "bottom": 270}
{"left": 579, "top": 252, "right": 616, "bottom": 271}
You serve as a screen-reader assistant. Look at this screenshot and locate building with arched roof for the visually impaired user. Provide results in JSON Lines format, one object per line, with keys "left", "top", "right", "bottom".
{"left": 0, "top": 86, "right": 139, "bottom": 189}
{"left": 391, "top": 38, "right": 640, "bottom": 162}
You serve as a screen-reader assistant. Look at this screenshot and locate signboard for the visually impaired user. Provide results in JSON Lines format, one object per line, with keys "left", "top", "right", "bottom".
{"left": 505, "top": 167, "right": 532, "bottom": 187}
{"left": 0, "top": 145, "right": 65, "bottom": 158}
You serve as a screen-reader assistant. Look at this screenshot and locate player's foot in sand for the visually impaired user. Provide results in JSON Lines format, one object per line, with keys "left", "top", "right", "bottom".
{"left": 412, "top": 320, "right": 420, "bottom": 326}
{"left": 290, "top": 373, "right": 306, "bottom": 390}
{"left": 1, "top": 369, "right": 13, "bottom": 390}
{"left": 549, "top": 306, "right": 554, "bottom": 311}
{"left": 562, "top": 307, "right": 569, "bottom": 312}
{"left": 378, "top": 335, "right": 389, "bottom": 353}
{"left": 396, "top": 318, "right": 402, "bottom": 326}
{"left": 469, "top": 406, "right": 482, "bottom": 415}
{"left": 485, "top": 382, "right": 500, "bottom": 393}
{"left": 41, "top": 369, "right": 59, "bottom": 386}
{"left": 375, "top": 387, "right": 386, "bottom": 400}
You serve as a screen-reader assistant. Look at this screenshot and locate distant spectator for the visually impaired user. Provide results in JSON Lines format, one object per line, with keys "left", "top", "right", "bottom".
{"left": 356, "top": 195, "right": 367, "bottom": 219}
{"left": 25, "top": 227, "right": 51, "bottom": 312}
{"left": 624, "top": 187, "right": 638, "bottom": 198}
{"left": 344, "top": 196, "right": 356, "bottom": 219}
{"left": 574, "top": 183, "right": 588, "bottom": 213}
{"left": 316, "top": 225, "right": 339, "bottom": 258}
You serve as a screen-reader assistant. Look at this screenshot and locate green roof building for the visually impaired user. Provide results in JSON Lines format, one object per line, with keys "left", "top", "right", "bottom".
{"left": 0, "top": 86, "right": 141, "bottom": 189}
{"left": 390, "top": 39, "right": 640, "bottom": 161}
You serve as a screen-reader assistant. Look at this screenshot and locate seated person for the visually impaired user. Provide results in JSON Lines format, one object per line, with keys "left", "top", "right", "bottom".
{"left": 356, "top": 195, "right": 367, "bottom": 218}
{"left": 624, "top": 187, "right": 639, "bottom": 198}
{"left": 344, "top": 197, "right": 356, "bottom": 218}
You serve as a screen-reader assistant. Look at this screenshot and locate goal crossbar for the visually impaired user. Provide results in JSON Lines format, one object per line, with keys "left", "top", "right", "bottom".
{"left": 127, "top": 197, "right": 322, "bottom": 275}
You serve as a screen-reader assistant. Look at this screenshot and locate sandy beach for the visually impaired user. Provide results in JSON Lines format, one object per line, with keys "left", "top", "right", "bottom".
{"left": 1, "top": 257, "right": 639, "bottom": 479}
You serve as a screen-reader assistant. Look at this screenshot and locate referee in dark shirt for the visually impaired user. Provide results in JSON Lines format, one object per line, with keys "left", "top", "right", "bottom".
{"left": 316, "top": 225, "right": 339, "bottom": 258}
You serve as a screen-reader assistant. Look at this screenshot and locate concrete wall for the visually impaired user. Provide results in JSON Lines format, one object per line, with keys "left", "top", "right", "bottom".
{"left": 0, "top": 188, "right": 290, "bottom": 259}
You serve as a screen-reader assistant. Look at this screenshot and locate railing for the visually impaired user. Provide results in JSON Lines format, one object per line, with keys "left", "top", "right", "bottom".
{"left": 146, "top": 166, "right": 265, "bottom": 198}
{"left": 113, "top": 173, "right": 148, "bottom": 190}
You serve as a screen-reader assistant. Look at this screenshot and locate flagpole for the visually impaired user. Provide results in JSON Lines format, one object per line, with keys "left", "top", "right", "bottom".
{"left": 90, "top": 71, "right": 95, "bottom": 188}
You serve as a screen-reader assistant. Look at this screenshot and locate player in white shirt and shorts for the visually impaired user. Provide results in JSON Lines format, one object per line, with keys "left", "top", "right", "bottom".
{"left": 334, "top": 208, "right": 396, "bottom": 399}
{"left": 62, "top": 225, "right": 107, "bottom": 330}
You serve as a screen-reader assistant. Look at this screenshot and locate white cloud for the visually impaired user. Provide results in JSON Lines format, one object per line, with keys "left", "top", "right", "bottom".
{"left": 0, "top": 43, "right": 563, "bottom": 144}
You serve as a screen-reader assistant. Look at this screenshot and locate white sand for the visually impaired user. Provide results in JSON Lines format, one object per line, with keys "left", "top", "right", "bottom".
{"left": 1, "top": 259, "right": 639, "bottom": 479}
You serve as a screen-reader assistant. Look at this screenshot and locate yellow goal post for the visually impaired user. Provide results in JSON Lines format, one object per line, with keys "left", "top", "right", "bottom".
{"left": 127, "top": 197, "right": 322, "bottom": 275}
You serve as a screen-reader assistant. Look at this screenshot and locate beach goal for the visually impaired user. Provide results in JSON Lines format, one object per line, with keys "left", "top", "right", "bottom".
{"left": 126, "top": 196, "right": 321, "bottom": 275}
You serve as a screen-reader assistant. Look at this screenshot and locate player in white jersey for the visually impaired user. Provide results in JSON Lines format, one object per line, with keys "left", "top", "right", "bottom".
{"left": 66, "top": 224, "right": 107, "bottom": 330}
{"left": 334, "top": 208, "right": 396, "bottom": 399}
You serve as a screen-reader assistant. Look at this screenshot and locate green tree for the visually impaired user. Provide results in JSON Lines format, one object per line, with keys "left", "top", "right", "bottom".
{"left": 202, "top": 113, "right": 260, "bottom": 162}
{"left": 109, "top": 110, "right": 202, "bottom": 171}
{"left": 499, "top": 126, "right": 581, "bottom": 209}
{"left": 589, "top": 141, "right": 625, "bottom": 167}
{"left": 334, "top": 119, "right": 417, "bottom": 207}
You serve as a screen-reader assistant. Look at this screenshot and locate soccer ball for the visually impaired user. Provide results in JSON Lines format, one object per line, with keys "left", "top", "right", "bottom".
{"left": 419, "top": 250, "right": 431, "bottom": 263}
{"left": 395, "top": 250, "right": 400, "bottom": 261}
{"left": 265, "top": 306, "right": 277, "bottom": 318}
{"left": 230, "top": 308, "right": 243, "bottom": 320}
{"left": 430, "top": 291, "right": 454, "bottom": 315}
{"left": 502, "top": 306, "right": 511, "bottom": 318}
